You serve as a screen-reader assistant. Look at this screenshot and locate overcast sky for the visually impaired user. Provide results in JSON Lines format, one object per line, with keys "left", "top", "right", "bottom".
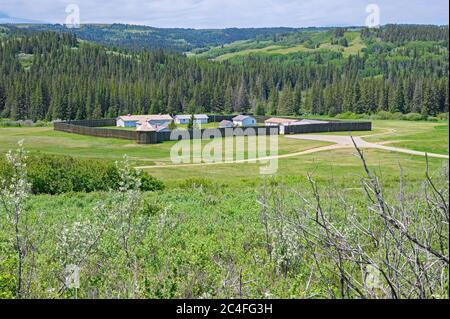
{"left": 0, "top": 0, "right": 448, "bottom": 28}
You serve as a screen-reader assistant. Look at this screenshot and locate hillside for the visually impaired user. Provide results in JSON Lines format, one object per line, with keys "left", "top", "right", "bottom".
{"left": 191, "top": 25, "right": 449, "bottom": 61}
{"left": 1, "top": 24, "right": 303, "bottom": 52}
{"left": 191, "top": 28, "right": 367, "bottom": 60}
{"left": 0, "top": 25, "right": 448, "bottom": 122}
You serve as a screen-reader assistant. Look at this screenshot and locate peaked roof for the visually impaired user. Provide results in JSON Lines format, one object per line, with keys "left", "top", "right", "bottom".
{"left": 232, "top": 115, "right": 254, "bottom": 121}
{"left": 194, "top": 114, "right": 209, "bottom": 119}
{"left": 136, "top": 122, "right": 170, "bottom": 132}
{"left": 175, "top": 115, "right": 192, "bottom": 120}
{"left": 265, "top": 118, "right": 299, "bottom": 124}
{"left": 118, "top": 114, "right": 173, "bottom": 122}
{"left": 174, "top": 114, "right": 209, "bottom": 120}
{"left": 297, "top": 119, "right": 329, "bottom": 124}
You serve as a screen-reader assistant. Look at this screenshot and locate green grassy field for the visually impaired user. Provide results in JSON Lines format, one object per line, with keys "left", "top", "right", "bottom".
{"left": 0, "top": 126, "right": 329, "bottom": 167}
{"left": 0, "top": 120, "right": 447, "bottom": 187}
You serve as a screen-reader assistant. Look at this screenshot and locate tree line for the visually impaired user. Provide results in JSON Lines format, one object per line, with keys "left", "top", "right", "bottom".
{"left": 0, "top": 26, "right": 448, "bottom": 121}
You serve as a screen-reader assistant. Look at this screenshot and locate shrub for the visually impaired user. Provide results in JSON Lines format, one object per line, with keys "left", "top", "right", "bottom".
{"left": 34, "top": 120, "right": 50, "bottom": 127}
{"left": 335, "top": 112, "right": 364, "bottom": 120}
{"left": 437, "top": 113, "right": 449, "bottom": 121}
{"left": 373, "top": 111, "right": 392, "bottom": 120}
{"left": 138, "top": 171, "right": 165, "bottom": 192}
{"left": 403, "top": 113, "right": 424, "bottom": 121}
{"left": 179, "top": 177, "right": 214, "bottom": 189}
{"left": 391, "top": 112, "right": 404, "bottom": 120}
{"left": 0, "top": 154, "right": 164, "bottom": 195}
{"left": 0, "top": 119, "right": 20, "bottom": 127}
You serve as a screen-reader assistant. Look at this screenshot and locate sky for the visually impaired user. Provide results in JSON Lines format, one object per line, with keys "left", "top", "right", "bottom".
{"left": 0, "top": 0, "right": 448, "bottom": 28}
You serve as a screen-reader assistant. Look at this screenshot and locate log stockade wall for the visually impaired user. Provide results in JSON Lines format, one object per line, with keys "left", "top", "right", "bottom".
{"left": 53, "top": 117, "right": 372, "bottom": 144}
{"left": 54, "top": 119, "right": 138, "bottom": 141}
{"left": 283, "top": 121, "right": 372, "bottom": 135}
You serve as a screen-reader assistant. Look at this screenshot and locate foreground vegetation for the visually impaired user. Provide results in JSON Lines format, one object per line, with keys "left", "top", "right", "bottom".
{"left": 0, "top": 138, "right": 448, "bottom": 299}
{"left": 0, "top": 127, "right": 448, "bottom": 299}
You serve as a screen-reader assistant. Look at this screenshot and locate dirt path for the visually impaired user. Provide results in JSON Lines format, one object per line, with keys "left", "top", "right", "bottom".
{"left": 286, "top": 135, "right": 449, "bottom": 159}
{"left": 135, "top": 133, "right": 448, "bottom": 170}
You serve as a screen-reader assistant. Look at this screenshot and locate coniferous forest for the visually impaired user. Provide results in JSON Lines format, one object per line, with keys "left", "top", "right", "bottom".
{"left": 0, "top": 24, "right": 448, "bottom": 121}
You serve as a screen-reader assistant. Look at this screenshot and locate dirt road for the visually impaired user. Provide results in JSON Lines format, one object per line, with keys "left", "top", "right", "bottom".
{"left": 135, "top": 133, "right": 448, "bottom": 170}
{"left": 285, "top": 135, "right": 449, "bottom": 159}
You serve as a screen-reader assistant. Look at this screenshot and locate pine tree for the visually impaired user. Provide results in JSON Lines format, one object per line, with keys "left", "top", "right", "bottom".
{"left": 30, "top": 85, "right": 44, "bottom": 121}
{"left": 0, "top": 84, "right": 6, "bottom": 116}
{"left": 278, "top": 86, "right": 295, "bottom": 115}
{"left": 412, "top": 81, "right": 423, "bottom": 113}
{"left": 224, "top": 84, "right": 234, "bottom": 114}
{"left": 390, "top": 81, "right": 405, "bottom": 113}
{"left": 236, "top": 79, "right": 250, "bottom": 113}
{"left": 255, "top": 101, "right": 266, "bottom": 116}
{"left": 421, "top": 82, "right": 435, "bottom": 117}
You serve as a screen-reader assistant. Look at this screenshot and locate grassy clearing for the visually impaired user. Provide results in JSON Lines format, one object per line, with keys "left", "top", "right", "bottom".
{"left": 0, "top": 126, "right": 328, "bottom": 168}
{"left": 195, "top": 31, "right": 366, "bottom": 61}
{"left": 364, "top": 120, "right": 449, "bottom": 155}
{"left": 0, "top": 120, "right": 447, "bottom": 187}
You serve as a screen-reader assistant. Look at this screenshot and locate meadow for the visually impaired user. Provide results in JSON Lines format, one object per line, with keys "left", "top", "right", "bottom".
{"left": 193, "top": 31, "right": 367, "bottom": 61}
{"left": 0, "top": 119, "right": 448, "bottom": 299}
{"left": 0, "top": 119, "right": 447, "bottom": 185}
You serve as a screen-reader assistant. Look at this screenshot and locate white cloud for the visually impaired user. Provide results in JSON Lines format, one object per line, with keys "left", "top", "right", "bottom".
{"left": 0, "top": 0, "right": 448, "bottom": 28}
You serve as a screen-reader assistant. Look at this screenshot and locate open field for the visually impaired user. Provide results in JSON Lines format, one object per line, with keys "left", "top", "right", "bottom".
{"left": 0, "top": 126, "right": 329, "bottom": 167}
{"left": 0, "top": 120, "right": 448, "bottom": 186}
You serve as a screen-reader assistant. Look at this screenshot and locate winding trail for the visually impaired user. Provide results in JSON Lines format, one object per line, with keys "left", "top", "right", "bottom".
{"left": 285, "top": 135, "right": 449, "bottom": 159}
{"left": 135, "top": 133, "right": 448, "bottom": 170}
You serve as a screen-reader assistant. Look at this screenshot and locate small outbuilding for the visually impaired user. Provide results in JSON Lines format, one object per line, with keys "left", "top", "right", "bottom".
{"left": 193, "top": 114, "right": 209, "bottom": 124}
{"left": 136, "top": 122, "right": 171, "bottom": 132}
{"left": 232, "top": 115, "right": 257, "bottom": 127}
{"left": 265, "top": 118, "right": 330, "bottom": 134}
{"left": 147, "top": 114, "right": 173, "bottom": 126}
{"left": 174, "top": 114, "right": 209, "bottom": 125}
{"left": 219, "top": 120, "right": 234, "bottom": 128}
{"left": 117, "top": 114, "right": 173, "bottom": 128}
{"left": 174, "top": 115, "right": 192, "bottom": 125}
{"left": 117, "top": 115, "right": 151, "bottom": 128}
{"left": 265, "top": 118, "right": 299, "bottom": 127}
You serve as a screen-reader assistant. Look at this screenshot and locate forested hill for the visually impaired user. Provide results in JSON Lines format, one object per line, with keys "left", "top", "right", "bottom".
{"left": 1, "top": 24, "right": 304, "bottom": 52}
{"left": 0, "top": 25, "right": 448, "bottom": 121}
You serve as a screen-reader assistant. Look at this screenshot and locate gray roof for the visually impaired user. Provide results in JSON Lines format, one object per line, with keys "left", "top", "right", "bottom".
{"left": 194, "top": 114, "right": 209, "bottom": 119}
{"left": 175, "top": 115, "right": 192, "bottom": 120}
{"left": 232, "top": 115, "right": 253, "bottom": 121}
{"left": 297, "top": 119, "right": 329, "bottom": 125}
{"left": 175, "top": 114, "right": 209, "bottom": 120}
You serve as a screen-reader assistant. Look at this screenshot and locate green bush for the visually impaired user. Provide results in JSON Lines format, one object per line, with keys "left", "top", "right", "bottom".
{"left": 0, "top": 119, "right": 20, "bottom": 127}
{"left": 0, "top": 154, "right": 164, "bottom": 195}
{"left": 403, "top": 113, "right": 424, "bottom": 121}
{"left": 179, "top": 177, "right": 214, "bottom": 189}
{"left": 437, "top": 113, "right": 449, "bottom": 121}
{"left": 335, "top": 112, "right": 366, "bottom": 120}
{"left": 390, "top": 112, "right": 404, "bottom": 120}
{"left": 139, "top": 170, "right": 165, "bottom": 192}
{"left": 34, "top": 120, "right": 51, "bottom": 127}
{"left": 373, "top": 111, "right": 392, "bottom": 120}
